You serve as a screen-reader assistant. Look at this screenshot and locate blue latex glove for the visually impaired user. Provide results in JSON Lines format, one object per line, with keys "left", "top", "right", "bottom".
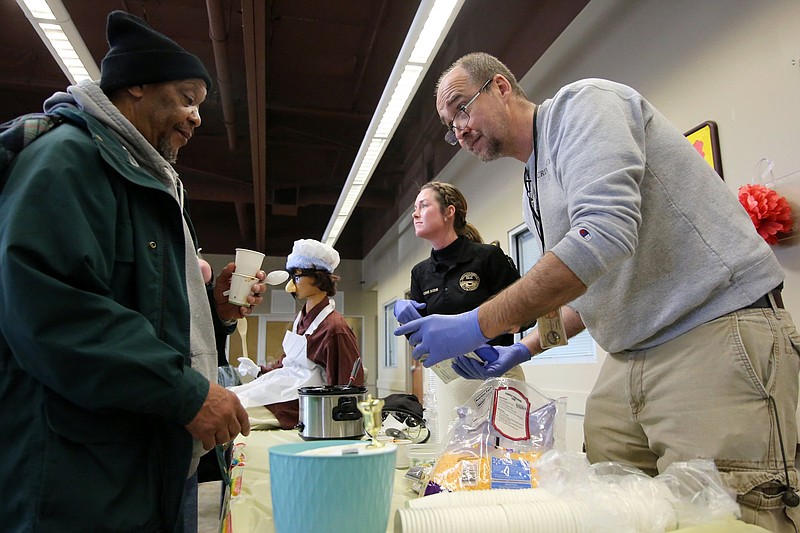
{"left": 393, "top": 299, "right": 426, "bottom": 324}
{"left": 394, "top": 308, "right": 488, "bottom": 366}
{"left": 452, "top": 343, "right": 532, "bottom": 380}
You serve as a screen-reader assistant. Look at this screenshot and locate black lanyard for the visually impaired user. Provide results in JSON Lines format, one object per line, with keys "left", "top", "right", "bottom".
{"left": 524, "top": 105, "right": 544, "bottom": 252}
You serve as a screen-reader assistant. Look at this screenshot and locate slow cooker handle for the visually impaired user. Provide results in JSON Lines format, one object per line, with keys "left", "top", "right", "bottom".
{"left": 332, "top": 396, "right": 363, "bottom": 422}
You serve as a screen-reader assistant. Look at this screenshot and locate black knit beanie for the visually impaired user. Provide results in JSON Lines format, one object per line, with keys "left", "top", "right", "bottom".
{"left": 99, "top": 11, "right": 212, "bottom": 94}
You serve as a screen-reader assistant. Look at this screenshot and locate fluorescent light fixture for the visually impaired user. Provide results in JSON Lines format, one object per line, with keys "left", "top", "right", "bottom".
{"left": 322, "top": 0, "right": 463, "bottom": 247}
{"left": 408, "top": 0, "right": 461, "bottom": 64}
{"left": 17, "top": 0, "right": 100, "bottom": 84}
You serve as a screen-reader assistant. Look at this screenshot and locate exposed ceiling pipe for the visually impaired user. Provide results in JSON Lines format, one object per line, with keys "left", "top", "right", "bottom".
{"left": 234, "top": 202, "right": 254, "bottom": 240}
{"left": 349, "top": 0, "right": 388, "bottom": 109}
{"left": 206, "top": 0, "right": 238, "bottom": 151}
{"left": 267, "top": 103, "right": 372, "bottom": 121}
{"left": 241, "top": 0, "right": 268, "bottom": 251}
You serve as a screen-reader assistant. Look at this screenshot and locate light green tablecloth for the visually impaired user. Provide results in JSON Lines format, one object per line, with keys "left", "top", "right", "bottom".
{"left": 227, "top": 429, "right": 412, "bottom": 533}
{"left": 227, "top": 430, "right": 770, "bottom": 533}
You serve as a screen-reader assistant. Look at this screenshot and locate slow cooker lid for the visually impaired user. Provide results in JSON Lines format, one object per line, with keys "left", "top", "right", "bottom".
{"left": 298, "top": 385, "right": 367, "bottom": 395}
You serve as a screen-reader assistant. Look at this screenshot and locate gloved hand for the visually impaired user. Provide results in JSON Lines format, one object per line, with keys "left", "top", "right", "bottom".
{"left": 394, "top": 299, "right": 426, "bottom": 324}
{"left": 452, "top": 343, "right": 532, "bottom": 380}
{"left": 394, "top": 308, "right": 488, "bottom": 366}
{"left": 237, "top": 357, "right": 261, "bottom": 378}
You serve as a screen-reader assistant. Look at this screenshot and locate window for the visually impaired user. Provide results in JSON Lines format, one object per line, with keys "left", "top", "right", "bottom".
{"left": 383, "top": 300, "right": 398, "bottom": 368}
{"left": 508, "top": 223, "right": 597, "bottom": 364}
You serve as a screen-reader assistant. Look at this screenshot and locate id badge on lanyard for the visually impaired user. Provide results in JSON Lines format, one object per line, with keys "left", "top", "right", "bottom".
{"left": 527, "top": 107, "right": 568, "bottom": 351}
{"left": 539, "top": 307, "right": 568, "bottom": 350}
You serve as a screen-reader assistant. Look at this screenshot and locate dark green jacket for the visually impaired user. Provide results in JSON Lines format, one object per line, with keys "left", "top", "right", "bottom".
{"left": 0, "top": 108, "right": 210, "bottom": 532}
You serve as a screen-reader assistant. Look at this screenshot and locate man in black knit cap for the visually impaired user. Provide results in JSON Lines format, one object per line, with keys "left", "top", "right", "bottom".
{"left": 0, "top": 11, "right": 264, "bottom": 532}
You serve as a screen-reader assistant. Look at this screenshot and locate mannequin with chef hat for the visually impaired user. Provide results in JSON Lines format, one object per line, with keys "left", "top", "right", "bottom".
{"left": 230, "top": 239, "right": 364, "bottom": 429}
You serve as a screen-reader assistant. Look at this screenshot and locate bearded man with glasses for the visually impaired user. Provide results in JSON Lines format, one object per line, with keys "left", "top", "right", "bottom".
{"left": 394, "top": 51, "right": 800, "bottom": 532}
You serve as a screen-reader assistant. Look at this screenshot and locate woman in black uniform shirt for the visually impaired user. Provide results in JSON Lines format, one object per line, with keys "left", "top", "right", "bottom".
{"left": 395, "top": 181, "right": 520, "bottom": 347}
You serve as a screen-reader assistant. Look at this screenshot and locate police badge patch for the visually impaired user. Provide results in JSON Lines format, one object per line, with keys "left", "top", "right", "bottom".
{"left": 459, "top": 272, "right": 480, "bottom": 291}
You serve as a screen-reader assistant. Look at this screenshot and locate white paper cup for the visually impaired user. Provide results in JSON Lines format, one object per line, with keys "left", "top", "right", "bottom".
{"left": 234, "top": 248, "right": 265, "bottom": 277}
{"left": 394, "top": 439, "right": 413, "bottom": 469}
{"left": 228, "top": 272, "right": 257, "bottom": 306}
{"left": 377, "top": 436, "right": 413, "bottom": 468}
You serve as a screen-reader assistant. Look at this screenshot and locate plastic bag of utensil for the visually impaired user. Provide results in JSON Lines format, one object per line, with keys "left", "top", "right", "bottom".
{"left": 381, "top": 393, "right": 430, "bottom": 443}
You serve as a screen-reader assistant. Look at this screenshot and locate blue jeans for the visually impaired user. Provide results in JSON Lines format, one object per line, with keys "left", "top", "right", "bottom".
{"left": 183, "top": 472, "right": 198, "bottom": 533}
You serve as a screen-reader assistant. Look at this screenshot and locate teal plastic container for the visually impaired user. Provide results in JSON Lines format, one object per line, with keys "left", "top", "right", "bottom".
{"left": 269, "top": 440, "right": 397, "bottom": 533}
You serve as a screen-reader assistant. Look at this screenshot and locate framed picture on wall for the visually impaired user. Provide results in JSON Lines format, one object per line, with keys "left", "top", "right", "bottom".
{"left": 684, "top": 121, "right": 723, "bottom": 179}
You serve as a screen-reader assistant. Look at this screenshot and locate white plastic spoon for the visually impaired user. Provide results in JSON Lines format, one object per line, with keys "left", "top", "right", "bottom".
{"left": 265, "top": 270, "right": 290, "bottom": 285}
{"left": 236, "top": 318, "right": 248, "bottom": 358}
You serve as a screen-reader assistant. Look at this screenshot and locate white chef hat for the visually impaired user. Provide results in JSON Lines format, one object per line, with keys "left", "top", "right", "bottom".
{"left": 286, "top": 239, "right": 340, "bottom": 273}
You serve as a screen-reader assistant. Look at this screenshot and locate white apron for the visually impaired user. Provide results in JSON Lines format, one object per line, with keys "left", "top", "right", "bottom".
{"left": 231, "top": 300, "right": 334, "bottom": 408}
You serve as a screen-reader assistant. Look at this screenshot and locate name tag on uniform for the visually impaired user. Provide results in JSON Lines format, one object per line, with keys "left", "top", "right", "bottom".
{"left": 423, "top": 288, "right": 439, "bottom": 296}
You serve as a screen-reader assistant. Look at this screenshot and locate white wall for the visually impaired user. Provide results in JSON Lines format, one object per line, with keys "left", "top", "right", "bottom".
{"left": 363, "top": 0, "right": 800, "bottom": 450}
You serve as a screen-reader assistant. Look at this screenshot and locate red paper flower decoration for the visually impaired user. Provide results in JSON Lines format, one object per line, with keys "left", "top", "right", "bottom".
{"left": 738, "top": 183, "right": 794, "bottom": 244}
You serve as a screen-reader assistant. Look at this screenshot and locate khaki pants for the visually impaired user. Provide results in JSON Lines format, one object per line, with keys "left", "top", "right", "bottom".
{"left": 585, "top": 307, "right": 800, "bottom": 532}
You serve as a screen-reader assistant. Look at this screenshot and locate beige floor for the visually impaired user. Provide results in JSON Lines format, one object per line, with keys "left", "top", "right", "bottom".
{"left": 198, "top": 481, "right": 223, "bottom": 533}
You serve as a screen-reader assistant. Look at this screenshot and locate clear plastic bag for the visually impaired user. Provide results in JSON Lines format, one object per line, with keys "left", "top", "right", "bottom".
{"left": 534, "top": 451, "right": 740, "bottom": 533}
{"left": 421, "top": 377, "right": 565, "bottom": 496}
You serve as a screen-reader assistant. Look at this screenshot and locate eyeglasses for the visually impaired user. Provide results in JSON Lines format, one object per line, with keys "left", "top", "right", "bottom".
{"left": 291, "top": 270, "right": 322, "bottom": 283}
{"left": 381, "top": 410, "right": 429, "bottom": 443}
{"left": 444, "top": 78, "right": 493, "bottom": 145}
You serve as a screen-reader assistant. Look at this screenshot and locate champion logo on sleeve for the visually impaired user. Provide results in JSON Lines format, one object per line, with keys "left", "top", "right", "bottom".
{"left": 578, "top": 228, "right": 592, "bottom": 241}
